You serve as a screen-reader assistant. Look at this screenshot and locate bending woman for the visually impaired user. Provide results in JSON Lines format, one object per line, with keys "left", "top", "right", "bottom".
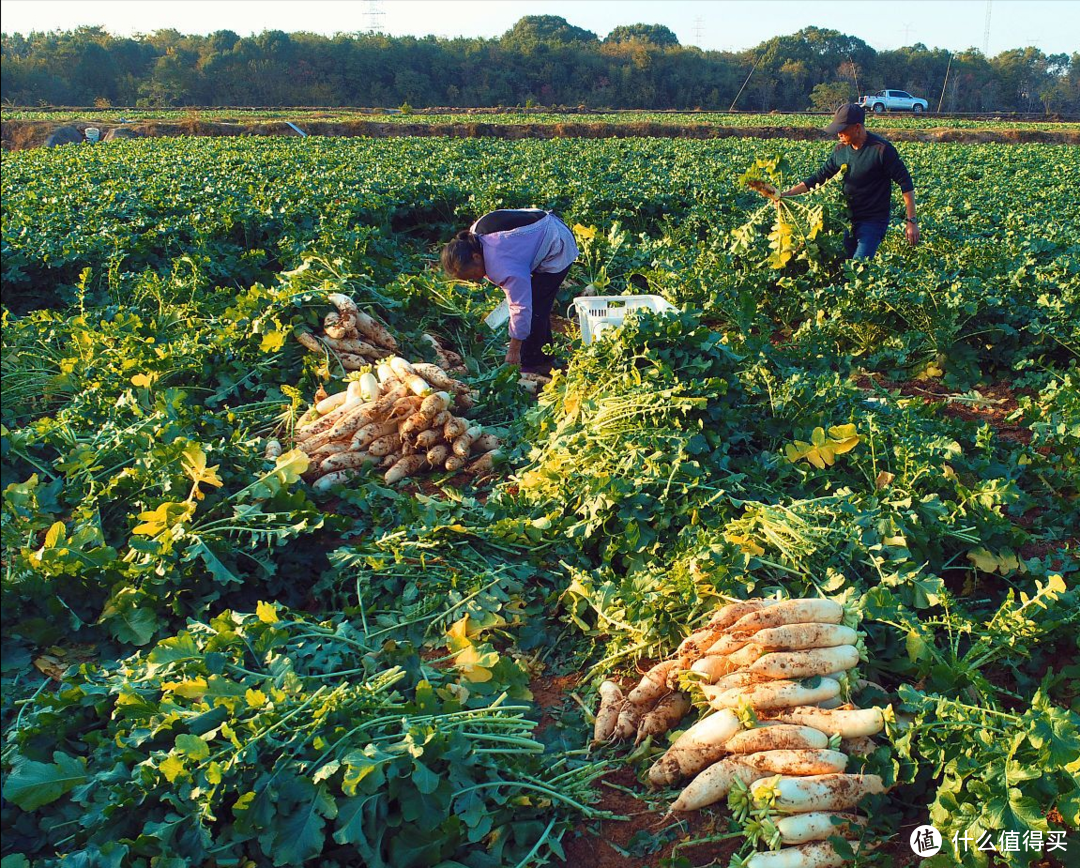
{"left": 441, "top": 208, "right": 578, "bottom": 374}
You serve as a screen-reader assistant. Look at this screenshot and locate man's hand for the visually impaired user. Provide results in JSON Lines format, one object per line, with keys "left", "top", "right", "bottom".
{"left": 747, "top": 179, "right": 780, "bottom": 201}
{"left": 505, "top": 338, "right": 523, "bottom": 367}
{"left": 906, "top": 220, "right": 920, "bottom": 247}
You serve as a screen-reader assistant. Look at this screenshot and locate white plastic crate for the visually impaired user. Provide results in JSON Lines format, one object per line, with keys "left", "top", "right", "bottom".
{"left": 570, "top": 294, "right": 677, "bottom": 345}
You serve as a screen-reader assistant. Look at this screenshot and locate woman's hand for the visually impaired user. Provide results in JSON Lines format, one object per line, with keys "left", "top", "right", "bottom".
{"left": 505, "top": 338, "right": 523, "bottom": 366}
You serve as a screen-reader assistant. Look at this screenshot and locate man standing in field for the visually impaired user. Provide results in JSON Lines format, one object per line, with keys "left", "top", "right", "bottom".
{"left": 776, "top": 103, "right": 919, "bottom": 259}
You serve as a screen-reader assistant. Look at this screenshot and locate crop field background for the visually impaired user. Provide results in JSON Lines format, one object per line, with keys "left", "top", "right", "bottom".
{"left": 1, "top": 133, "right": 1078, "bottom": 868}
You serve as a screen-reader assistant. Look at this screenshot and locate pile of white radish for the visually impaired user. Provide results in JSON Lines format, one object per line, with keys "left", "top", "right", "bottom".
{"left": 267, "top": 356, "right": 500, "bottom": 489}
{"left": 592, "top": 597, "right": 893, "bottom": 868}
{"left": 295, "top": 293, "right": 399, "bottom": 367}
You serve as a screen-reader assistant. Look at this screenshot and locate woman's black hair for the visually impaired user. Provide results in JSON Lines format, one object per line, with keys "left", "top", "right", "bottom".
{"left": 441, "top": 229, "right": 483, "bottom": 277}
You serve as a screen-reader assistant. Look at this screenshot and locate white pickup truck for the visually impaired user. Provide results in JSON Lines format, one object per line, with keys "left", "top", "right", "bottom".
{"left": 859, "top": 90, "right": 929, "bottom": 113}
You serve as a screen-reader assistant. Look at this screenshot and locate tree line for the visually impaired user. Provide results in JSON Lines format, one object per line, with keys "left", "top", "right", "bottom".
{"left": 2, "top": 16, "right": 1077, "bottom": 114}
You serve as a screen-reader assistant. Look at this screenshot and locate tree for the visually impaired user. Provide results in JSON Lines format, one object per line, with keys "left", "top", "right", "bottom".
{"left": 604, "top": 24, "right": 679, "bottom": 47}
{"left": 501, "top": 16, "right": 598, "bottom": 49}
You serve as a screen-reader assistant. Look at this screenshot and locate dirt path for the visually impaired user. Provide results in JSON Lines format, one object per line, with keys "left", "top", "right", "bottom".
{"left": 5, "top": 119, "right": 1079, "bottom": 150}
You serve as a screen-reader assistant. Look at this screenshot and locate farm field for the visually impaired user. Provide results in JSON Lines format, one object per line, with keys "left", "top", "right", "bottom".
{"left": 4, "top": 106, "right": 1079, "bottom": 130}
{"left": 2, "top": 135, "right": 1078, "bottom": 868}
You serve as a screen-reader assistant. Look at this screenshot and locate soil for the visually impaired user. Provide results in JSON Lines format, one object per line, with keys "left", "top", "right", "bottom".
{"left": 5, "top": 118, "right": 1079, "bottom": 150}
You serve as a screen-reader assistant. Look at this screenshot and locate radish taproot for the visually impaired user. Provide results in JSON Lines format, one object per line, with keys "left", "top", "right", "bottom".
{"left": 444, "top": 455, "right": 466, "bottom": 472}
{"left": 614, "top": 700, "right": 647, "bottom": 741}
{"left": 738, "top": 749, "right": 849, "bottom": 776}
{"left": 729, "top": 600, "right": 845, "bottom": 633}
{"left": 636, "top": 692, "right": 691, "bottom": 745}
{"left": 774, "top": 812, "right": 866, "bottom": 845}
{"left": 452, "top": 426, "right": 484, "bottom": 459}
{"left": 627, "top": 659, "right": 679, "bottom": 705}
{"left": 751, "top": 624, "right": 858, "bottom": 651}
{"left": 319, "top": 451, "right": 376, "bottom": 473}
{"left": 592, "top": 680, "right": 623, "bottom": 746}
{"left": 705, "top": 677, "right": 842, "bottom": 711}
{"left": 747, "top": 646, "right": 860, "bottom": 681}
{"left": 709, "top": 599, "right": 778, "bottom": 630}
{"left": 647, "top": 709, "right": 741, "bottom": 788}
{"left": 767, "top": 707, "right": 885, "bottom": 739}
{"left": 466, "top": 450, "right": 502, "bottom": 474}
{"left": 752, "top": 773, "right": 886, "bottom": 813}
{"left": 384, "top": 455, "right": 428, "bottom": 484}
{"left": 352, "top": 310, "right": 397, "bottom": 350}
{"left": 724, "top": 724, "right": 829, "bottom": 754}
{"left": 671, "top": 757, "right": 767, "bottom": 812}
{"left": 743, "top": 840, "right": 863, "bottom": 868}
{"left": 690, "top": 654, "right": 739, "bottom": 682}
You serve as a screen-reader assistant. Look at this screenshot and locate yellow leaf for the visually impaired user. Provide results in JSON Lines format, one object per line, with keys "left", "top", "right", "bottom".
{"left": 159, "top": 754, "right": 187, "bottom": 782}
{"left": 272, "top": 449, "right": 310, "bottom": 484}
{"left": 206, "top": 761, "right": 223, "bottom": 785}
{"left": 133, "top": 501, "right": 195, "bottom": 537}
{"left": 572, "top": 223, "right": 597, "bottom": 242}
{"left": 259, "top": 330, "right": 287, "bottom": 353}
{"left": 181, "top": 443, "right": 224, "bottom": 491}
{"left": 245, "top": 688, "right": 267, "bottom": 708}
{"left": 131, "top": 372, "right": 156, "bottom": 388}
{"left": 255, "top": 601, "right": 279, "bottom": 624}
{"left": 161, "top": 677, "right": 208, "bottom": 698}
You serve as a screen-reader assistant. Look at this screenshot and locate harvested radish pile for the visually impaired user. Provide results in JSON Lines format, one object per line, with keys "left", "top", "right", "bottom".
{"left": 295, "top": 292, "right": 399, "bottom": 366}
{"left": 268, "top": 356, "right": 499, "bottom": 490}
{"left": 593, "top": 597, "right": 895, "bottom": 867}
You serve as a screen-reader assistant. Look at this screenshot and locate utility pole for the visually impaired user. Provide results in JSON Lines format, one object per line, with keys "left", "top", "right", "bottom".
{"left": 366, "top": 0, "right": 386, "bottom": 35}
{"left": 693, "top": 16, "right": 706, "bottom": 48}
{"left": 983, "top": 0, "right": 992, "bottom": 55}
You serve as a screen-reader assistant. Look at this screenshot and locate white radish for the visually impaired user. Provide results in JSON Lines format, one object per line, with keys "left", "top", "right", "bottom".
{"left": 730, "top": 600, "right": 844, "bottom": 634}
{"left": 709, "top": 599, "right": 779, "bottom": 630}
{"left": 315, "top": 389, "right": 349, "bottom": 415}
{"left": 358, "top": 373, "right": 380, "bottom": 402}
{"left": 705, "top": 677, "right": 841, "bottom": 711}
{"left": 351, "top": 420, "right": 399, "bottom": 451}
{"left": 647, "top": 709, "right": 740, "bottom": 788}
{"left": 368, "top": 434, "right": 402, "bottom": 457}
{"left": 444, "top": 417, "right": 468, "bottom": 441}
{"left": 747, "top": 647, "right": 860, "bottom": 681}
{"left": 352, "top": 310, "right": 397, "bottom": 350}
{"left": 738, "top": 749, "right": 849, "bottom": 776}
{"left": 752, "top": 774, "right": 885, "bottom": 813}
{"left": 327, "top": 292, "right": 360, "bottom": 320}
{"left": 466, "top": 450, "right": 502, "bottom": 474}
{"left": 592, "top": 681, "right": 623, "bottom": 746}
{"left": 388, "top": 357, "right": 417, "bottom": 379}
{"left": 420, "top": 391, "right": 452, "bottom": 418}
{"left": 706, "top": 630, "right": 756, "bottom": 656}
{"left": 384, "top": 455, "right": 427, "bottom": 484}
{"left": 613, "top": 700, "right": 645, "bottom": 741}
{"left": 751, "top": 624, "right": 859, "bottom": 651}
{"left": 452, "top": 426, "right": 483, "bottom": 458}
{"left": 415, "top": 429, "right": 444, "bottom": 450}
{"left": 295, "top": 330, "right": 324, "bottom": 354}
{"left": 426, "top": 444, "right": 450, "bottom": 466}
{"left": 627, "top": 660, "right": 679, "bottom": 706}
{"left": 312, "top": 470, "right": 359, "bottom": 492}
{"left": 671, "top": 757, "right": 768, "bottom": 812}
{"left": 471, "top": 432, "right": 501, "bottom": 454}
{"left": 322, "top": 337, "right": 387, "bottom": 358}
{"left": 376, "top": 362, "right": 398, "bottom": 384}
{"left": 444, "top": 455, "right": 466, "bottom": 472}
{"left": 768, "top": 707, "right": 885, "bottom": 739}
{"left": 404, "top": 374, "right": 434, "bottom": 397}
{"left": 413, "top": 360, "right": 464, "bottom": 391}
{"left": 724, "top": 725, "right": 829, "bottom": 754}
{"left": 725, "top": 642, "right": 768, "bottom": 669}
{"left": 320, "top": 451, "right": 376, "bottom": 473}
{"left": 744, "top": 840, "right": 863, "bottom": 868}
{"left": 264, "top": 439, "right": 283, "bottom": 460}
{"left": 636, "top": 692, "right": 691, "bottom": 745}
{"left": 691, "top": 654, "right": 739, "bottom": 682}
{"left": 774, "top": 813, "right": 866, "bottom": 846}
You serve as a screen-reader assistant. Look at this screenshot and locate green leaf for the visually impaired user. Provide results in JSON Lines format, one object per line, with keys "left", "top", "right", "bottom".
{"left": 174, "top": 734, "right": 210, "bottom": 761}
{"left": 273, "top": 785, "right": 337, "bottom": 866}
{"left": 2, "top": 752, "right": 88, "bottom": 811}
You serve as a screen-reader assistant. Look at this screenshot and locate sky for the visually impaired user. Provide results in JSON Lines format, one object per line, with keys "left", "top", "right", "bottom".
{"left": 1, "top": 0, "right": 1076, "bottom": 57}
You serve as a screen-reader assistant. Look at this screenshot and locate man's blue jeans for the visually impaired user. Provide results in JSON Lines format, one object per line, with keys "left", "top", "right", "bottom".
{"left": 843, "top": 220, "right": 889, "bottom": 260}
